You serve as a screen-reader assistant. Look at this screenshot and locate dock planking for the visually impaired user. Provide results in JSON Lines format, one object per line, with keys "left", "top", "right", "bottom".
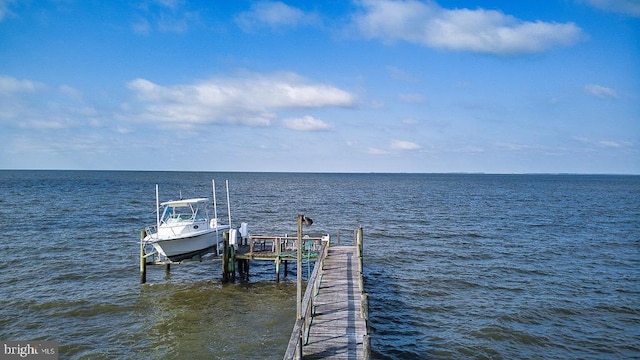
{"left": 303, "top": 245, "right": 367, "bottom": 359}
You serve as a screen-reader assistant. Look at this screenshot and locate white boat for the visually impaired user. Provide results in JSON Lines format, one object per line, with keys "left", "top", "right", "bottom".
{"left": 143, "top": 180, "right": 237, "bottom": 262}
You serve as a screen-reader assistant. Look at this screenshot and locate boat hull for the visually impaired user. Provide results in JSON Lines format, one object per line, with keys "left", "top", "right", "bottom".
{"left": 147, "top": 227, "right": 229, "bottom": 262}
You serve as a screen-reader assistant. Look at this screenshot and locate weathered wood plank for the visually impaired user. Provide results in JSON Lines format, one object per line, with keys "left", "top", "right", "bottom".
{"left": 302, "top": 245, "right": 366, "bottom": 359}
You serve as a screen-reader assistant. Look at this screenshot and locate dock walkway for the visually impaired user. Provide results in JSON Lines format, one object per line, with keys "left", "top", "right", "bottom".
{"left": 302, "top": 245, "right": 368, "bottom": 359}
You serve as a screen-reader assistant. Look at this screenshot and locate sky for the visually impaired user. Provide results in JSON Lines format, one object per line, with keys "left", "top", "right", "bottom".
{"left": 0, "top": 0, "right": 638, "bottom": 174}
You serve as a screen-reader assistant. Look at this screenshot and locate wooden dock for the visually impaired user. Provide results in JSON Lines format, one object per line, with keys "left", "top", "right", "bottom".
{"left": 302, "top": 245, "right": 368, "bottom": 359}
{"left": 140, "top": 222, "right": 371, "bottom": 359}
{"left": 284, "top": 227, "right": 370, "bottom": 360}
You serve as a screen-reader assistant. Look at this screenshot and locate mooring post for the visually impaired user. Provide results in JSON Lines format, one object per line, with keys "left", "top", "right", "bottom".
{"left": 275, "top": 236, "right": 282, "bottom": 282}
{"left": 363, "top": 334, "right": 371, "bottom": 360}
{"left": 361, "top": 293, "right": 369, "bottom": 319}
{"left": 222, "top": 231, "right": 230, "bottom": 282}
{"left": 139, "top": 230, "right": 147, "bottom": 284}
{"left": 245, "top": 259, "right": 250, "bottom": 281}
{"left": 229, "top": 245, "right": 236, "bottom": 281}
{"left": 237, "top": 257, "right": 244, "bottom": 276}
{"left": 357, "top": 226, "right": 364, "bottom": 275}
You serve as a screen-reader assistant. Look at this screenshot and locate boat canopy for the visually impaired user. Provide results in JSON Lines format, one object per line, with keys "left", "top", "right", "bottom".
{"left": 160, "top": 198, "right": 209, "bottom": 207}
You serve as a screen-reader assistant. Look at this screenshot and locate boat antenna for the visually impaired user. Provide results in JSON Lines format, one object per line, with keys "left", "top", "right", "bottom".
{"left": 213, "top": 179, "right": 221, "bottom": 255}
{"left": 179, "top": 190, "right": 183, "bottom": 200}
{"left": 226, "top": 180, "right": 232, "bottom": 228}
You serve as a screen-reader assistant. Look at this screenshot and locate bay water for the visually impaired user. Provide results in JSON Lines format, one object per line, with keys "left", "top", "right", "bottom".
{"left": 0, "top": 171, "right": 638, "bottom": 359}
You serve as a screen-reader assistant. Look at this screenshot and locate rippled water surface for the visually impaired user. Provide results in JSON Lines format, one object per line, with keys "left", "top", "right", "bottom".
{"left": 0, "top": 171, "right": 638, "bottom": 359}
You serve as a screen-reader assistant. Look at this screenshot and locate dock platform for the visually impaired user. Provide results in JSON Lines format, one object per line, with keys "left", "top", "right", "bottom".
{"left": 303, "top": 245, "right": 368, "bottom": 359}
{"left": 284, "top": 226, "right": 370, "bottom": 360}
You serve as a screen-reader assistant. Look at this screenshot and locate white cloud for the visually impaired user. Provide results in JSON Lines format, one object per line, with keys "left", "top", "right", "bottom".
{"left": 236, "top": 1, "right": 320, "bottom": 32}
{"left": 132, "top": 18, "right": 152, "bottom": 35}
{"left": 598, "top": 140, "right": 624, "bottom": 148}
{"left": 0, "top": 75, "right": 44, "bottom": 93}
{"left": 132, "top": 0, "right": 199, "bottom": 35}
{"left": 0, "top": 76, "right": 104, "bottom": 133}
{"left": 496, "top": 142, "right": 534, "bottom": 151}
{"left": 157, "top": 11, "right": 199, "bottom": 33}
{"left": 154, "top": 0, "right": 183, "bottom": 10}
{"left": 456, "top": 145, "right": 485, "bottom": 153}
{"left": 399, "top": 93, "right": 426, "bottom": 104}
{"left": 585, "top": 0, "right": 640, "bottom": 17}
{"left": 17, "top": 119, "right": 71, "bottom": 130}
{"left": 282, "top": 115, "right": 333, "bottom": 131}
{"left": 0, "top": 0, "right": 16, "bottom": 22}
{"left": 366, "top": 139, "right": 422, "bottom": 155}
{"left": 584, "top": 84, "right": 618, "bottom": 98}
{"left": 391, "top": 139, "right": 421, "bottom": 150}
{"left": 353, "top": 0, "right": 584, "bottom": 54}
{"left": 125, "top": 72, "right": 355, "bottom": 127}
{"left": 0, "top": 76, "right": 46, "bottom": 125}
{"left": 573, "top": 136, "right": 633, "bottom": 149}
{"left": 59, "top": 85, "right": 84, "bottom": 101}
{"left": 366, "top": 147, "right": 390, "bottom": 154}
{"left": 387, "top": 65, "right": 417, "bottom": 82}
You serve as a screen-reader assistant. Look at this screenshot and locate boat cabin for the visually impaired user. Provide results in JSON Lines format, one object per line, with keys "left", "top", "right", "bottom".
{"left": 160, "top": 198, "right": 210, "bottom": 224}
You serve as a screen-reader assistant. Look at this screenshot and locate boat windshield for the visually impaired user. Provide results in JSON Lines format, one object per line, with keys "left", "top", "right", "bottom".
{"left": 161, "top": 202, "right": 208, "bottom": 224}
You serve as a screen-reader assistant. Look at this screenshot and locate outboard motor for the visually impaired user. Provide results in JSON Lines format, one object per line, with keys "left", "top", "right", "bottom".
{"left": 239, "top": 222, "right": 249, "bottom": 245}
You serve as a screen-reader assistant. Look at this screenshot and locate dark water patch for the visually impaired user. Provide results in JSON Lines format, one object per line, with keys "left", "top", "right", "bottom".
{"left": 471, "top": 324, "right": 551, "bottom": 346}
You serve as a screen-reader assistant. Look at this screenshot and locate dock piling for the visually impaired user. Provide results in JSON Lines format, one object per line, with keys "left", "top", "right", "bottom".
{"left": 222, "top": 232, "right": 230, "bottom": 282}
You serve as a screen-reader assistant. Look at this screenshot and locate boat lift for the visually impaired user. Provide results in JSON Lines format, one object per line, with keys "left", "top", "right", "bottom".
{"left": 139, "top": 180, "right": 247, "bottom": 283}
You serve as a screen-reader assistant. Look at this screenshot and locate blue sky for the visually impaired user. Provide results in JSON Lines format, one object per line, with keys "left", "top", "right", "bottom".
{"left": 0, "top": 0, "right": 638, "bottom": 173}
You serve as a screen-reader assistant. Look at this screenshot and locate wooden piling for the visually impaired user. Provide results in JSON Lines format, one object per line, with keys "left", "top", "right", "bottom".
{"left": 244, "top": 259, "right": 250, "bottom": 280}
{"left": 222, "top": 232, "right": 230, "bottom": 282}
{"left": 357, "top": 226, "right": 363, "bottom": 273}
{"left": 361, "top": 293, "right": 369, "bottom": 320}
{"left": 229, "top": 245, "right": 236, "bottom": 281}
{"left": 275, "top": 234, "right": 282, "bottom": 282}
{"left": 363, "top": 334, "right": 371, "bottom": 360}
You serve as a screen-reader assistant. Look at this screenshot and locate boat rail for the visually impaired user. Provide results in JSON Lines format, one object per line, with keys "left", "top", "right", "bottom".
{"left": 283, "top": 239, "right": 329, "bottom": 359}
{"left": 144, "top": 226, "right": 157, "bottom": 240}
{"left": 246, "top": 235, "right": 325, "bottom": 257}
